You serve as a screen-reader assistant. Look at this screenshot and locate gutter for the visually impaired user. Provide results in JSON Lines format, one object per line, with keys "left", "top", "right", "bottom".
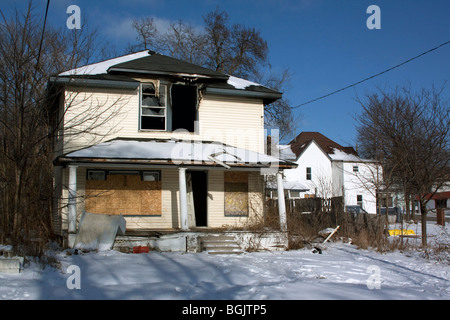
{"left": 49, "top": 76, "right": 140, "bottom": 89}
{"left": 204, "top": 86, "right": 282, "bottom": 104}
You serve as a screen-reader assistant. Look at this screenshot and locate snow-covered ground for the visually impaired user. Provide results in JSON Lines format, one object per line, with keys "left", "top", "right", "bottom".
{"left": 0, "top": 223, "right": 448, "bottom": 300}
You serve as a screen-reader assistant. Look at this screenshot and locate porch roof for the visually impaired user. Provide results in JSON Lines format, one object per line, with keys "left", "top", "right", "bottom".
{"left": 266, "top": 180, "right": 309, "bottom": 191}
{"left": 415, "top": 191, "right": 450, "bottom": 201}
{"left": 55, "top": 138, "right": 297, "bottom": 170}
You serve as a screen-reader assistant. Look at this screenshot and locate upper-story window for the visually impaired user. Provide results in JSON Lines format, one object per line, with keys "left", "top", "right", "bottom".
{"left": 139, "top": 82, "right": 198, "bottom": 132}
{"left": 140, "top": 83, "right": 167, "bottom": 131}
{"left": 171, "top": 84, "right": 197, "bottom": 133}
{"left": 306, "top": 167, "right": 312, "bottom": 180}
{"left": 357, "top": 194, "right": 363, "bottom": 208}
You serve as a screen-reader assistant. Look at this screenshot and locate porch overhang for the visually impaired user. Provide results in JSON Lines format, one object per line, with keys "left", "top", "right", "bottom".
{"left": 54, "top": 138, "right": 298, "bottom": 170}
{"left": 57, "top": 138, "right": 296, "bottom": 235}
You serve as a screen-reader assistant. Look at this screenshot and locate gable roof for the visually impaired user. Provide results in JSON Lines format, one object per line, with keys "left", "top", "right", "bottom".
{"left": 108, "top": 53, "right": 229, "bottom": 80}
{"left": 54, "top": 50, "right": 281, "bottom": 104}
{"left": 288, "top": 132, "right": 359, "bottom": 160}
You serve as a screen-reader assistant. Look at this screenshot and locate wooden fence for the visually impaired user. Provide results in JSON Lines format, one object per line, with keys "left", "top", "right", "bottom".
{"left": 265, "top": 196, "right": 388, "bottom": 249}
{"left": 266, "top": 196, "right": 344, "bottom": 214}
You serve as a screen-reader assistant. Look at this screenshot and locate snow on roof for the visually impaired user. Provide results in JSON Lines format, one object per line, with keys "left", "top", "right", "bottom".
{"left": 58, "top": 50, "right": 150, "bottom": 76}
{"left": 328, "top": 148, "right": 374, "bottom": 162}
{"left": 328, "top": 148, "right": 361, "bottom": 161}
{"left": 57, "top": 51, "right": 278, "bottom": 94}
{"left": 56, "top": 51, "right": 281, "bottom": 103}
{"left": 227, "top": 76, "right": 260, "bottom": 89}
{"left": 278, "top": 144, "right": 297, "bottom": 160}
{"left": 64, "top": 139, "right": 290, "bottom": 168}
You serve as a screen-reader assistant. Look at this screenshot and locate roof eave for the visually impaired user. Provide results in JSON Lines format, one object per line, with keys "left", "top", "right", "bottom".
{"left": 54, "top": 156, "right": 297, "bottom": 169}
{"left": 49, "top": 76, "right": 140, "bottom": 89}
{"left": 108, "top": 67, "right": 229, "bottom": 80}
{"left": 204, "top": 87, "right": 282, "bottom": 104}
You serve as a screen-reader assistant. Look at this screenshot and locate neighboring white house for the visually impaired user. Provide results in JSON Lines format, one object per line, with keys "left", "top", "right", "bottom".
{"left": 280, "top": 132, "right": 382, "bottom": 214}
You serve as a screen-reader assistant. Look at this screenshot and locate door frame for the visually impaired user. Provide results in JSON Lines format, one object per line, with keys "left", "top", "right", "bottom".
{"left": 186, "top": 170, "right": 208, "bottom": 227}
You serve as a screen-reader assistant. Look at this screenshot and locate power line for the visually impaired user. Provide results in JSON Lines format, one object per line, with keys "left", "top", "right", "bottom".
{"left": 291, "top": 40, "right": 450, "bottom": 109}
{"left": 34, "top": 0, "right": 50, "bottom": 78}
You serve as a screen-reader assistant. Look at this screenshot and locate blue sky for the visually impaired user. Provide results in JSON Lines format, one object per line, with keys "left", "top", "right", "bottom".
{"left": 4, "top": 0, "right": 450, "bottom": 146}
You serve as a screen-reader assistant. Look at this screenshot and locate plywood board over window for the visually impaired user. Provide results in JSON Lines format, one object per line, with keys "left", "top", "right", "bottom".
{"left": 86, "top": 174, "right": 162, "bottom": 216}
{"left": 224, "top": 171, "right": 248, "bottom": 216}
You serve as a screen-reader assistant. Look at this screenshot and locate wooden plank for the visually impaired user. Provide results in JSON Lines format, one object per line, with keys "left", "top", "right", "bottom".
{"left": 85, "top": 174, "right": 162, "bottom": 216}
{"left": 224, "top": 172, "right": 249, "bottom": 217}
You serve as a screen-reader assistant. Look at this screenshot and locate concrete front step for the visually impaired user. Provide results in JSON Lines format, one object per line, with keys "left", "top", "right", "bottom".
{"left": 199, "top": 235, "right": 244, "bottom": 254}
{"left": 207, "top": 250, "right": 243, "bottom": 255}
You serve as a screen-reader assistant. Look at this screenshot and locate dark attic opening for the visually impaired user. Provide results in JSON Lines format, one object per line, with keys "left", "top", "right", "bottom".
{"left": 171, "top": 84, "right": 197, "bottom": 132}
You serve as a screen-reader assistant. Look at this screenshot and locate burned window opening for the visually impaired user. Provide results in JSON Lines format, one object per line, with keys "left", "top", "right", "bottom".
{"left": 170, "top": 84, "right": 197, "bottom": 133}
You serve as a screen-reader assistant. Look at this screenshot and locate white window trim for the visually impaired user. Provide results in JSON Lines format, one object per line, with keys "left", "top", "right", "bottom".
{"left": 306, "top": 167, "right": 312, "bottom": 180}
{"left": 139, "top": 82, "right": 168, "bottom": 131}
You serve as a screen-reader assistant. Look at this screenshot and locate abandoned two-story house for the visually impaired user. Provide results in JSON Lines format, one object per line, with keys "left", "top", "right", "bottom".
{"left": 49, "top": 50, "right": 296, "bottom": 251}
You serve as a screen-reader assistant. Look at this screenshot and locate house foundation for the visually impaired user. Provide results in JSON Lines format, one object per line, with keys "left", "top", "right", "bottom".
{"left": 112, "top": 230, "right": 288, "bottom": 253}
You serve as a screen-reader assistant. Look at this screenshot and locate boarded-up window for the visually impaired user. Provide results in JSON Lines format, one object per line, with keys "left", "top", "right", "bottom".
{"left": 86, "top": 174, "right": 161, "bottom": 216}
{"left": 224, "top": 172, "right": 248, "bottom": 216}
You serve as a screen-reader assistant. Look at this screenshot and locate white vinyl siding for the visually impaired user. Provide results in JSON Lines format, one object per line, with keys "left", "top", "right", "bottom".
{"left": 198, "top": 94, "right": 265, "bottom": 153}
{"left": 62, "top": 87, "right": 139, "bottom": 154}
{"left": 208, "top": 171, "right": 263, "bottom": 228}
{"left": 62, "top": 89, "right": 265, "bottom": 155}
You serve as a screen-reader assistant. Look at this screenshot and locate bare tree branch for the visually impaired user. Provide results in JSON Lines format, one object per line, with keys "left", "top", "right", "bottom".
{"left": 356, "top": 84, "right": 450, "bottom": 246}
{"left": 0, "top": 3, "right": 115, "bottom": 255}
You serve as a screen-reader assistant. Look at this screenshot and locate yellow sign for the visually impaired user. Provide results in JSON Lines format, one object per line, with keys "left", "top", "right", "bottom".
{"left": 388, "top": 229, "right": 415, "bottom": 236}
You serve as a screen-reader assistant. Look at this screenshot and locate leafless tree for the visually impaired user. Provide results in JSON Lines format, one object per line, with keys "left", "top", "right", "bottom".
{"left": 128, "top": 17, "right": 207, "bottom": 66}
{"left": 132, "top": 17, "right": 159, "bottom": 51}
{"left": 0, "top": 3, "right": 118, "bottom": 255}
{"left": 202, "top": 8, "right": 268, "bottom": 79}
{"left": 129, "top": 8, "right": 296, "bottom": 141}
{"left": 259, "top": 68, "right": 298, "bottom": 141}
{"left": 356, "top": 85, "right": 450, "bottom": 246}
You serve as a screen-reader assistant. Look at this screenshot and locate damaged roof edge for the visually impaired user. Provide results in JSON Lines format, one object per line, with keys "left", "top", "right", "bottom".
{"left": 108, "top": 67, "right": 229, "bottom": 80}
{"left": 49, "top": 76, "right": 281, "bottom": 103}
